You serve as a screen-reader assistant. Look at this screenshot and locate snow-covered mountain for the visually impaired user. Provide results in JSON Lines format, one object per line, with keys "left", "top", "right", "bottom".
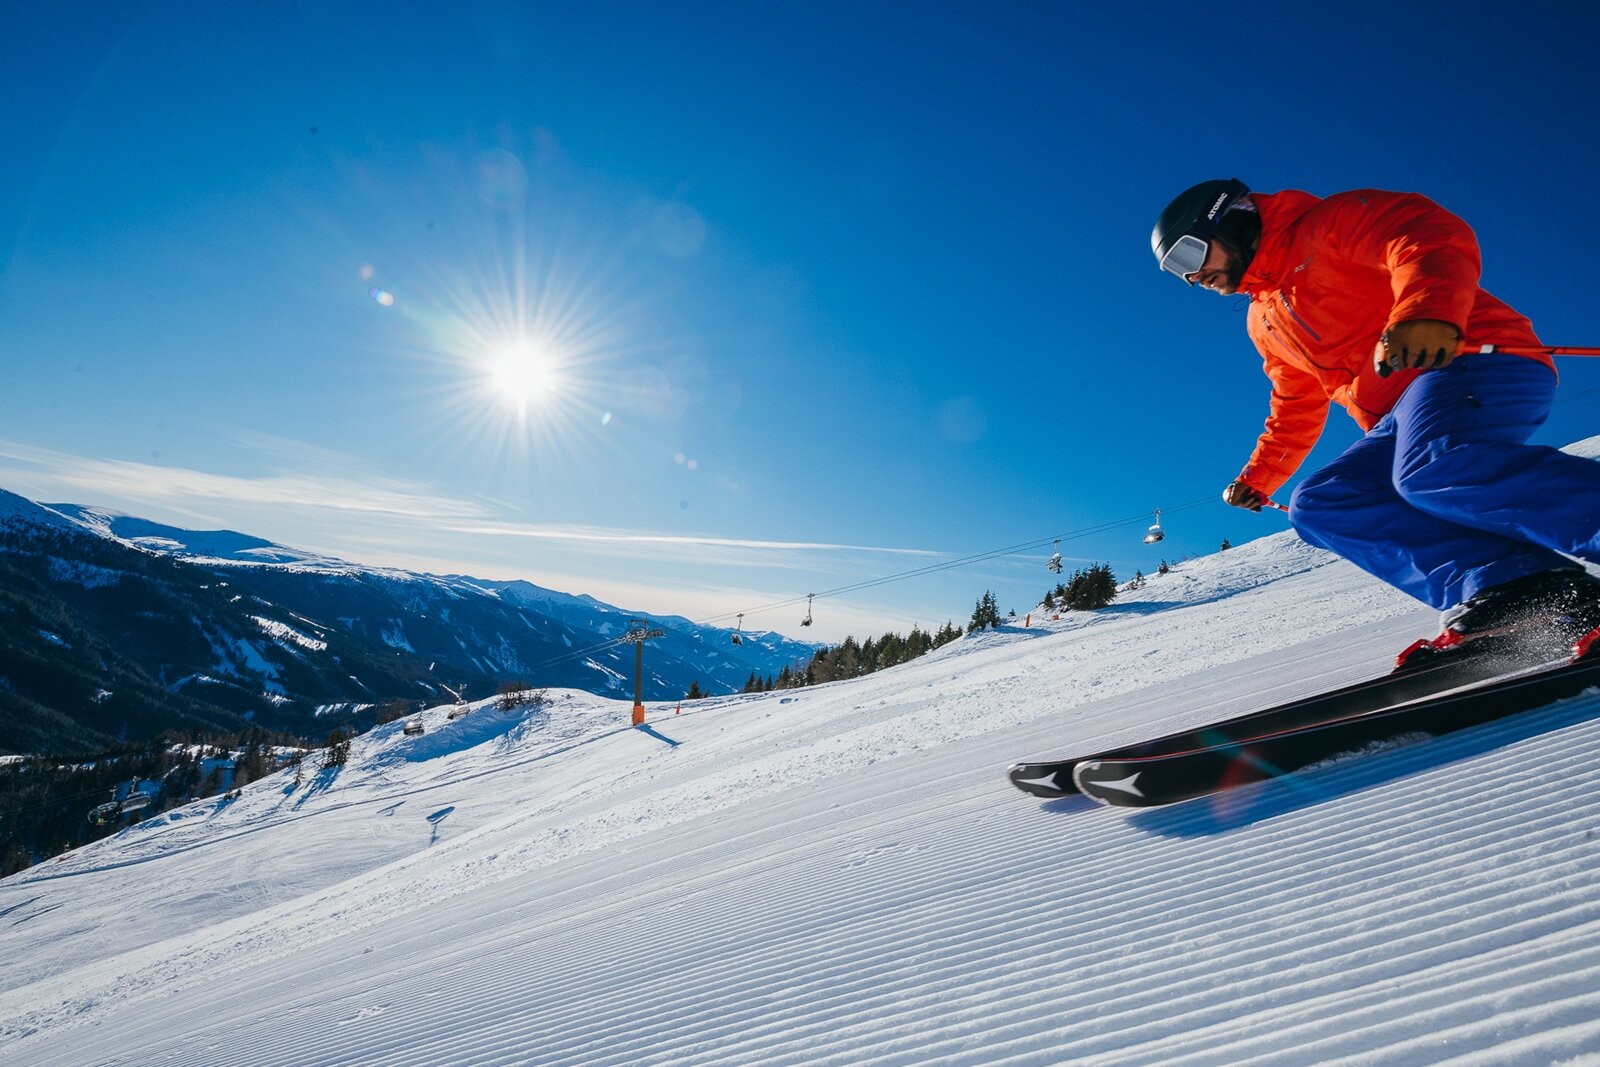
{"left": 0, "top": 489, "right": 819, "bottom": 753}
{"left": 45, "top": 503, "right": 356, "bottom": 568}
{"left": 6, "top": 517, "right": 1600, "bottom": 1064}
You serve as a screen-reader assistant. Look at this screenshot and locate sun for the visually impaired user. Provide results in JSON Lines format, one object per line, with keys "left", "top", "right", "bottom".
{"left": 486, "top": 340, "right": 561, "bottom": 408}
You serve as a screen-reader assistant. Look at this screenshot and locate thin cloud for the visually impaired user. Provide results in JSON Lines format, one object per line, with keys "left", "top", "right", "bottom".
{"left": 0, "top": 439, "right": 939, "bottom": 559}
{"left": 445, "top": 520, "right": 941, "bottom": 556}
{"left": 0, "top": 439, "right": 493, "bottom": 520}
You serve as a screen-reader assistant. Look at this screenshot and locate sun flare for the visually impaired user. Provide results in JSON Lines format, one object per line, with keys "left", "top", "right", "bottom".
{"left": 487, "top": 341, "right": 561, "bottom": 408}
{"left": 383, "top": 153, "right": 654, "bottom": 473}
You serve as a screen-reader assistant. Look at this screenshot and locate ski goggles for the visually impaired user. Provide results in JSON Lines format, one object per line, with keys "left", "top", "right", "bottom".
{"left": 1159, "top": 234, "right": 1211, "bottom": 282}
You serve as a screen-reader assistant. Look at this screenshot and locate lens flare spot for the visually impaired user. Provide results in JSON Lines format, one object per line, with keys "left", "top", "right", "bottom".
{"left": 369, "top": 287, "right": 395, "bottom": 307}
{"left": 472, "top": 148, "right": 528, "bottom": 210}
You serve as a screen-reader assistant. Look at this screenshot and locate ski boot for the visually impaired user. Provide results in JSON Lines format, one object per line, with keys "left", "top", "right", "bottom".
{"left": 1395, "top": 567, "right": 1600, "bottom": 673}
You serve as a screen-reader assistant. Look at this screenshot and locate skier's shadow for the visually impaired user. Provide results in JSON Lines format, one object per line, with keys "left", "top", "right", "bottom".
{"left": 1125, "top": 694, "right": 1600, "bottom": 838}
{"left": 1041, "top": 795, "right": 1100, "bottom": 816}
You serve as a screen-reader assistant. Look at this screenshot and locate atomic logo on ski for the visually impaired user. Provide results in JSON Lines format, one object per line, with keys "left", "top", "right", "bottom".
{"left": 1081, "top": 764, "right": 1144, "bottom": 797}
{"left": 1011, "top": 770, "right": 1063, "bottom": 791}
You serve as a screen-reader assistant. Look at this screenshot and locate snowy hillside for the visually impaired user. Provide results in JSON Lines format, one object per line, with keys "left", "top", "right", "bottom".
{"left": 5, "top": 527, "right": 1600, "bottom": 1065}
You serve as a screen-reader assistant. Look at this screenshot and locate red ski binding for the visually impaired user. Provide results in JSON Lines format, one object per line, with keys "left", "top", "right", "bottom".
{"left": 1395, "top": 627, "right": 1466, "bottom": 672}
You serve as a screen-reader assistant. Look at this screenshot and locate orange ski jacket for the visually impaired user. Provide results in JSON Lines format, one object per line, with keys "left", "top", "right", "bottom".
{"left": 1235, "top": 189, "right": 1549, "bottom": 496}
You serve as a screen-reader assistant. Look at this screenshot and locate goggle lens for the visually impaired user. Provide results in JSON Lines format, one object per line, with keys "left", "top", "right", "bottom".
{"left": 1160, "top": 233, "right": 1210, "bottom": 280}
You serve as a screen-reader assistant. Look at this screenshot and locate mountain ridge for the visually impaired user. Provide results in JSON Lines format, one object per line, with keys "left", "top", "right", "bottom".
{"left": 0, "top": 487, "right": 819, "bottom": 754}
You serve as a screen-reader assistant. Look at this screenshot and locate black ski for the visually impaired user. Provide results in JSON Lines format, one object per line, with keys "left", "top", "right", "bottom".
{"left": 1007, "top": 632, "right": 1536, "bottom": 800}
{"left": 1072, "top": 651, "right": 1600, "bottom": 807}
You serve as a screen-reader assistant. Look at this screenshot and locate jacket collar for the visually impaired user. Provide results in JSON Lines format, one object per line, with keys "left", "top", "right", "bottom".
{"left": 1238, "top": 189, "right": 1322, "bottom": 295}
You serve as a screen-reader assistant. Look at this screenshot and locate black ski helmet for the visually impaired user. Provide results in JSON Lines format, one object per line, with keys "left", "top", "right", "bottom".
{"left": 1152, "top": 178, "right": 1251, "bottom": 280}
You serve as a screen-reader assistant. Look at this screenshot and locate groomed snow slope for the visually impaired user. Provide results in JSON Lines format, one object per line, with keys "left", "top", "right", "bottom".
{"left": 5, "top": 530, "right": 1600, "bottom": 1066}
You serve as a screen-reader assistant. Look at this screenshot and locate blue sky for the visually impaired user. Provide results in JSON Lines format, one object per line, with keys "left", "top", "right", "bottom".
{"left": 4, "top": 1, "right": 1600, "bottom": 644}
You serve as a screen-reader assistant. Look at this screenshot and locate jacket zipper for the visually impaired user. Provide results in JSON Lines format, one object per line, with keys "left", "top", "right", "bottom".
{"left": 1260, "top": 300, "right": 1388, "bottom": 422}
{"left": 1263, "top": 302, "right": 1343, "bottom": 377}
{"left": 1278, "top": 293, "right": 1323, "bottom": 341}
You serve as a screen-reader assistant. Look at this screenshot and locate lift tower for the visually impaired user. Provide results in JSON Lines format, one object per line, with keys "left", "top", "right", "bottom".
{"left": 622, "top": 619, "right": 665, "bottom": 725}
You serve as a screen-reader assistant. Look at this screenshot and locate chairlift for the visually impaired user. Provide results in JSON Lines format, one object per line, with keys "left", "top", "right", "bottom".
{"left": 89, "top": 784, "right": 126, "bottom": 825}
{"left": 404, "top": 720, "right": 424, "bottom": 736}
{"left": 801, "top": 594, "right": 815, "bottom": 628}
{"left": 86, "top": 782, "right": 162, "bottom": 825}
{"left": 87, "top": 800, "right": 121, "bottom": 826}
{"left": 448, "top": 700, "right": 470, "bottom": 720}
{"left": 1046, "top": 539, "right": 1063, "bottom": 574}
{"left": 731, "top": 612, "right": 744, "bottom": 646}
{"left": 1142, "top": 509, "right": 1166, "bottom": 545}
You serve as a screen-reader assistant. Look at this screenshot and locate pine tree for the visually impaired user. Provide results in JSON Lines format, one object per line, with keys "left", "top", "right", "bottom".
{"left": 835, "top": 638, "right": 861, "bottom": 678}
{"left": 325, "top": 728, "right": 351, "bottom": 768}
{"left": 685, "top": 680, "right": 705, "bottom": 700}
{"left": 497, "top": 680, "right": 534, "bottom": 713}
{"left": 968, "top": 591, "right": 1001, "bottom": 633}
{"left": 2, "top": 842, "right": 32, "bottom": 878}
{"left": 1061, "top": 563, "right": 1118, "bottom": 610}
{"left": 1220, "top": 537, "right": 1233, "bottom": 551}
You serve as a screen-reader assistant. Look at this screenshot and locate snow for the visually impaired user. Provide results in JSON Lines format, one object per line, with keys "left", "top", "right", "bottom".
{"left": 313, "top": 702, "right": 375, "bottom": 718}
{"left": 4, "top": 527, "right": 1600, "bottom": 1064}
{"left": 44, "top": 556, "right": 122, "bottom": 589}
{"left": 41, "top": 503, "right": 362, "bottom": 571}
{"left": 169, "top": 673, "right": 226, "bottom": 692}
{"left": 380, "top": 621, "right": 415, "bottom": 652}
{"left": 222, "top": 636, "right": 283, "bottom": 691}
{"left": 249, "top": 615, "right": 328, "bottom": 652}
{"left": 0, "top": 491, "right": 83, "bottom": 534}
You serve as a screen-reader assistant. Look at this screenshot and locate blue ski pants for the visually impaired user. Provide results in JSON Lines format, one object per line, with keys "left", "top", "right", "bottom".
{"left": 1288, "top": 353, "right": 1600, "bottom": 611}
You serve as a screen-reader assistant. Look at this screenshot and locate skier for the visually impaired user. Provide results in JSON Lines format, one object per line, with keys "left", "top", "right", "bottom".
{"left": 1152, "top": 179, "right": 1600, "bottom": 653}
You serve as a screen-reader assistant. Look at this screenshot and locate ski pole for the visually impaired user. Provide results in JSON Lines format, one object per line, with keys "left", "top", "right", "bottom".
{"left": 1462, "top": 344, "right": 1600, "bottom": 357}
{"left": 1263, "top": 499, "right": 1289, "bottom": 514}
{"left": 1378, "top": 343, "right": 1600, "bottom": 378}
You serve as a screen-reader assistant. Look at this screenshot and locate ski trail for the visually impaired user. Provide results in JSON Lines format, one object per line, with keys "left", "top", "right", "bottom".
{"left": 7, "top": 533, "right": 1600, "bottom": 1065}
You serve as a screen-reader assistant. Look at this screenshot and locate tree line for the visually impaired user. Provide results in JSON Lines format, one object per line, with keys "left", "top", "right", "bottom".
{"left": 717, "top": 562, "right": 1124, "bottom": 700}
{"left": 971, "top": 562, "right": 1122, "bottom": 633}
{"left": 0, "top": 725, "right": 309, "bottom": 876}
{"left": 734, "top": 622, "right": 965, "bottom": 695}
